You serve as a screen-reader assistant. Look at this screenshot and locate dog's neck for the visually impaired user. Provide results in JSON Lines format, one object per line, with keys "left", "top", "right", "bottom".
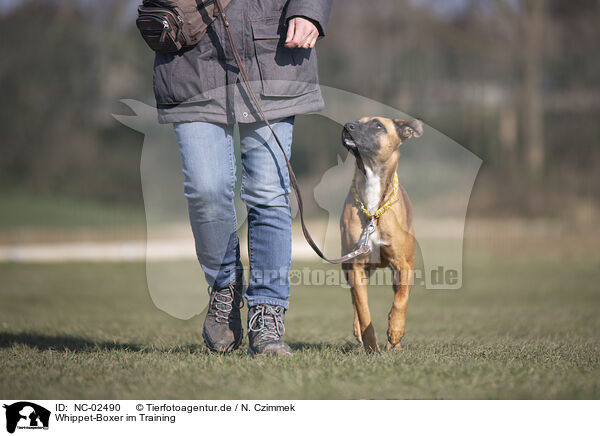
{"left": 354, "top": 163, "right": 398, "bottom": 215}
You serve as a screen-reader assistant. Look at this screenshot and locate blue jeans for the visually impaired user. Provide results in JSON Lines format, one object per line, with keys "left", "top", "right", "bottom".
{"left": 173, "top": 117, "right": 294, "bottom": 310}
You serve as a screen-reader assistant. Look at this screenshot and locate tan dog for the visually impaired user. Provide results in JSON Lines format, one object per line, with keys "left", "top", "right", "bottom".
{"left": 340, "top": 117, "right": 424, "bottom": 353}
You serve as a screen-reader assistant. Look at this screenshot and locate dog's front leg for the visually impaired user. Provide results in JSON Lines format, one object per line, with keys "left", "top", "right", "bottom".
{"left": 348, "top": 268, "right": 372, "bottom": 345}
{"left": 347, "top": 265, "right": 380, "bottom": 353}
{"left": 386, "top": 258, "right": 414, "bottom": 350}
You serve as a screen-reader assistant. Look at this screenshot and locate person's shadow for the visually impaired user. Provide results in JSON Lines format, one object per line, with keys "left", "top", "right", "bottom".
{"left": 0, "top": 332, "right": 207, "bottom": 354}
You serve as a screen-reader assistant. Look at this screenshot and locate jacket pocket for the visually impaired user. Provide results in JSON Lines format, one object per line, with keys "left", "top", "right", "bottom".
{"left": 153, "top": 40, "right": 216, "bottom": 106}
{"left": 251, "top": 17, "right": 319, "bottom": 98}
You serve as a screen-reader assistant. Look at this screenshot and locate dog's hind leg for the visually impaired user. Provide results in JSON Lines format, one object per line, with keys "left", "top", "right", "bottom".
{"left": 347, "top": 265, "right": 380, "bottom": 353}
{"left": 352, "top": 297, "right": 363, "bottom": 344}
{"left": 386, "top": 258, "right": 414, "bottom": 351}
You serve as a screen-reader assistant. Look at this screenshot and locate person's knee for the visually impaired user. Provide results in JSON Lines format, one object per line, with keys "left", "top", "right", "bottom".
{"left": 241, "top": 174, "right": 290, "bottom": 208}
{"left": 184, "top": 172, "right": 233, "bottom": 212}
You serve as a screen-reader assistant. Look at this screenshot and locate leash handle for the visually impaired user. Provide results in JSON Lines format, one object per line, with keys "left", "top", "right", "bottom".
{"left": 214, "top": 0, "right": 369, "bottom": 264}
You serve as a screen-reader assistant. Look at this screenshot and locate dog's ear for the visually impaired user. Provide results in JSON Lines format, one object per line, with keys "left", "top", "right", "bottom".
{"left": 394, "top": 119, "right": 424, "bottom": 140}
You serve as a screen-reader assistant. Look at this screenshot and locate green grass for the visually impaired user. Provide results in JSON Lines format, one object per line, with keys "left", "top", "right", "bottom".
{"left": 0, "top": 191, "right": 145, "bottom": 228}
{"left": 1, "top": 250, "right": 599, "bottom": 399}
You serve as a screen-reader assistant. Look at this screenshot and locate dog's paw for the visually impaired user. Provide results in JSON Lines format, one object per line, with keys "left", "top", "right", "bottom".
{"left": 386, "top": 329, "right": 404, "bottom": 348}
{"left": 360, "top": 324, "right": 380, "bottom": 353}
{"left": 353, "top": 324, "right": 363, "bottom": 344}
{"left": 364, "top": 341, "right": 381, "bottom": 354}
{"left": 386, "top": 342, "right": 403, "bottom": 351}
{"left": 361, "top": 328, "right": 380, "bottom": 354}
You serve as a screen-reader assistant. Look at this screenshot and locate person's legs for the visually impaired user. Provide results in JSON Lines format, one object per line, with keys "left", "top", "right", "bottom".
{"left": 174, "top": 121, "right": 243, "bottom": 288}
{"left": 239, "top": 117, "right": 294, "bottom": 310}
{"left": 174, "top": 121, "right": 244, "bottom": 352}
{"left": 239, "top": 117, "right": 294, "bottom": 356}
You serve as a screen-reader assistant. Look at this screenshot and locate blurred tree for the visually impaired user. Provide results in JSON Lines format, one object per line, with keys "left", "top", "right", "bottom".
{"left": 0, "top": 0, "right": 152, "bottom": 203}
{"left": 0, "top": 0, "right": 598, "bottom": 216}
{"left": 522, "top": 0, "right": 546, "bottom": 178}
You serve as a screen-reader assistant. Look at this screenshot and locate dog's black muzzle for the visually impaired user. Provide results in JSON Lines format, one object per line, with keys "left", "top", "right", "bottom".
{"left": 341, "top": 122, "right": 379, "bottom": 160}
{"left": 341, "top": 127, "right": 358, "bottom": 154}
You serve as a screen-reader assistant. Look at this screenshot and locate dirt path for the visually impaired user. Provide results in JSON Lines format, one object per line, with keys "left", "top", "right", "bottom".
{"left": 1, "top": 219, "right": 596, "bottom": 262}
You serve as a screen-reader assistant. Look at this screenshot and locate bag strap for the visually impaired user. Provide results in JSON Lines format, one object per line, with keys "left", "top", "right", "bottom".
{"left": 214, "top": 0, "right": 371, "bottom": 264}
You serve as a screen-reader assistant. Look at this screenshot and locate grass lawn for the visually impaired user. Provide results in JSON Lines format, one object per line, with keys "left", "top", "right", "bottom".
{"left": 0, "top": 191, "right": 145, "bottom": 229}
{"left": 1, "top": 245, "right": 599, "bottom": 399}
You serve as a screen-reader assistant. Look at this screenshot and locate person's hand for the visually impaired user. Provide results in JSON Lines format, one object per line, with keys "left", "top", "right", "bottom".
{"left": 285, "top": 17, "right": 319, "bottom": 49}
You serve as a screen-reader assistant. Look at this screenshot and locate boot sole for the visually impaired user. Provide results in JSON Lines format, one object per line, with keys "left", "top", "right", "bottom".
{"left": 202, "top": 330, "right": 242, "bottom": 353}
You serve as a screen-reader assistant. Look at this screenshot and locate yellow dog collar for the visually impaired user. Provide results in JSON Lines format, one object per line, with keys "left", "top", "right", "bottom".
{"left": 352, "top": 173, "right": 399, "bottom": 220}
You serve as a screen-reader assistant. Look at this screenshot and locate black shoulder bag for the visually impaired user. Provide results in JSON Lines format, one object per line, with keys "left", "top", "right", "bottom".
{"left": 136, "top": 0, "right": 232, "bottom": 53}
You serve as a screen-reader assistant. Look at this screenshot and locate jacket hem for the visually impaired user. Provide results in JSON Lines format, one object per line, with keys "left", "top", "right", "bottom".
{"left": 157, "top": 100, "right": 325, "bottom": 125}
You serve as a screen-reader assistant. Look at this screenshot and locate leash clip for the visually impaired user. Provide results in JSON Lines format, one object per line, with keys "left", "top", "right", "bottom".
{"left": 358, "top": 218, "right": 376, "bottom": 249}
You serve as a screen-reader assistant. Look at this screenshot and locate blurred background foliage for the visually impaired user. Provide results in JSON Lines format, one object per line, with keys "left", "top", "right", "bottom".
{"left": 0, "top": 0, "right": 598, "bottom": 220}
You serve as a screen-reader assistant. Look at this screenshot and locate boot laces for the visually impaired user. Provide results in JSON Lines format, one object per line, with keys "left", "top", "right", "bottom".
{"left": 208, "top": 284, "right": 243, "bottom": 323}
{"left": 248, "top": 305, "right": 285, "bottom": 341}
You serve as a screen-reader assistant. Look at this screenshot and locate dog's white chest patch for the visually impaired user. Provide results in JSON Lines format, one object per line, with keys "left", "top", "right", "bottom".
{"left": 364, "top": 168, "right": 381, "bottom": 215}
{"left": 360, "top": 168, "right": 389, "bottom": 248}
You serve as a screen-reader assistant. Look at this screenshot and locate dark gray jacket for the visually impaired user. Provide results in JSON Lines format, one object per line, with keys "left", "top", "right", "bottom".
{"left": 153, "top": 0, "right": 333, "bottom": 124}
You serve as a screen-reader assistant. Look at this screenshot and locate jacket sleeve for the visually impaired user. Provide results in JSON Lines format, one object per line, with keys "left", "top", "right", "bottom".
{"left": 284, "top": 0, "right": 333, "bottom": 36}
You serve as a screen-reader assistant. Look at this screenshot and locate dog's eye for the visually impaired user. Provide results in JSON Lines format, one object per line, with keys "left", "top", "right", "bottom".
{"left": 374, "top": 122, "right": 383, "bottom": 129}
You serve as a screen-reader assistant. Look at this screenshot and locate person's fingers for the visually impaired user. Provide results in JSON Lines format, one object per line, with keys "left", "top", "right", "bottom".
{"left": 285, "top": 18, "right": 319, "bottom": 49}
{"left": 285, "top": 18, "right": 296, "bottom": 46}
{"left": 302, "top": 29, "right": 319, "bottom": 49}
{"left": 303, "top": 26, "right": 319, "bottom": 48}
{"left": 309, "top": 29, "right": 319, "bottom": 47}
{"left": 292, "top": 25, "right": 308, "bottom": 47}
{"left": 296, "top": 25, "right": 312, "bottom": 48}
{"left": 286, "top": 19, "right": 306, "bottom": 48}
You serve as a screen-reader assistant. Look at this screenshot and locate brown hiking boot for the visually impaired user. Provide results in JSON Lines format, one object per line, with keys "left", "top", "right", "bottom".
{"left": 247, "top": 304, "right": 292, "bottom": 356}
{"left": 202, "top": 278, "right": 244, "bottom": 352}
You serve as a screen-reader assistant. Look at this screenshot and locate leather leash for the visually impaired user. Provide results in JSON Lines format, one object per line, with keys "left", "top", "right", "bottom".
{"left": 214, "top": 0, "right": 372, "bottom": 264}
